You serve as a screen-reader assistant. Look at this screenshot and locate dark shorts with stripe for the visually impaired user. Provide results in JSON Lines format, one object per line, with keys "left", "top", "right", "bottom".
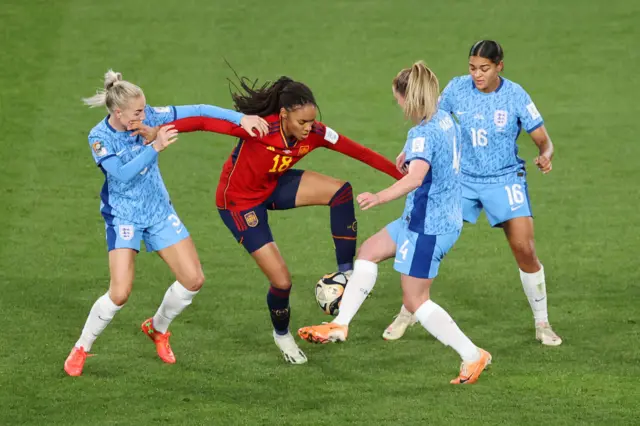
{"left": 218, "top": 169, "right": 304, "bottom": 253}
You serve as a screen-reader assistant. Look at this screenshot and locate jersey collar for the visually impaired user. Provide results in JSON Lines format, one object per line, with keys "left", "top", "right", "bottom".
{"left": 104, "top": 115, "right": 137, "bottom": 138}
{"left": 104, "top": 115, "right": 117, "bottom": 133}
{"left": 279, "top": 119, "right": 299, "bottom": 148}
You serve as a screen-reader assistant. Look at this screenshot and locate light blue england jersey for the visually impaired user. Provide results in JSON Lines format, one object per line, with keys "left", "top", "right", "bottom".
{"left": 88, "top": 104, "right": 243, "bottom": 227}
{"left": 439, "top": 75, "right": 544, "bottom": 184}
{"left": 88, "top": 105, "right": 178, "bottom": 227}
{"left": 402, "top": 110, "right": 463, "bottom": 235}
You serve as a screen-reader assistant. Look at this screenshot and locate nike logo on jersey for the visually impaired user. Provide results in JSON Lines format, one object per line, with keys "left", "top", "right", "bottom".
{"left": 456, "top": 111, "right": 468, "bottom": 116}
{"left": 394, "top": 259, "right": 404, "bottom": 264}
{"left": 511, "top": 204, "right": 524, "bottom": 212}
{"left": 175, "top": 227, "right": 184, "bottom": 234}
{"left": 116, "top": 149, "right": 126, "bottom": 156}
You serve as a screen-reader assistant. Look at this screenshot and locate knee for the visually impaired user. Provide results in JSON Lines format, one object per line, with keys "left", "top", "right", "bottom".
{"left": 329, "top": 181, "right": 351, "bottom": 205}
{"left": 270, "top": 276, "right": 292, "bottom": 291}
{"left": 179, "top": 268, "right": 205, "bottom": 291}
{"left": 108, "top": 286, "right": 131, "bottom": 306}
{"left": 512, "top": 241, "right": 539, "bottom": 270}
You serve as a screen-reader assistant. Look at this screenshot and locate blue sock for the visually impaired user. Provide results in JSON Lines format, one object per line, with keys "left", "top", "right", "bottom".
{"left": 329, "top": 182, "right": 356, "bottom": 272}
{"left": 267, "top": 285, "right": 291, "bottom": 335}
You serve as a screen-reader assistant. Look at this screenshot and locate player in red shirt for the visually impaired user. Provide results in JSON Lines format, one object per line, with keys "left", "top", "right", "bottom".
{"left": 135, "top": 76, "right": 402, "bottom": 364}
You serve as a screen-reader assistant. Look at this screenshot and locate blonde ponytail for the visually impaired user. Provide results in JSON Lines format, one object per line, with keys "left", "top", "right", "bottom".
{"left": 83, "top": 69, "right": 144, "bottom": 113}
{"left": 393, "top": 61, "right": 440, "bottom": 123}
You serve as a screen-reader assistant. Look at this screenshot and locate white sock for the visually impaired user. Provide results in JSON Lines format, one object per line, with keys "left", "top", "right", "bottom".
{"left": 75, "top": 292, "right": 122, "bottom": 352}
{"left": 152, "top": 281, "right": 199, "bottom": 333}
{"left": 519, "top": 265, "right": 549, "bottom": 324}
{"left": 414, "top": 299, "right": 480, "bottom": 363}
{"left": 333, "top": 260, "right": 378, "bottom": 326}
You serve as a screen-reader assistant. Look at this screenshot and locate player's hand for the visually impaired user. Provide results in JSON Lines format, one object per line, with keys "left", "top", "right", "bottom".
{"left": 357, "top": 192, "right": 381, "bottom": 211}
{"left": 534, "top": 154, "right": 552, "bottom": 174}
{"left": 128, "top": 121, "right": 159, "bottom": 144}
{"left": 240, "top": 115, "right": 269, "bottom": 138}
{"left": 395, "top": 151, "right": 408, "bottom": 175}
{"left": 152, "top": 125, "right": 178, "bottom": 152}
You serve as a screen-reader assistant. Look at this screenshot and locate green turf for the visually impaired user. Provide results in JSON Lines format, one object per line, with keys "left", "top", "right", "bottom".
{"left": 1, "top": 0, "right": 639, "bottom": 424}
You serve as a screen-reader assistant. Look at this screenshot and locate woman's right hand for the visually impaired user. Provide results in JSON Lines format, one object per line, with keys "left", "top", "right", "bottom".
{"left": 152, "top": 125, "right": 178, "bottom": 152}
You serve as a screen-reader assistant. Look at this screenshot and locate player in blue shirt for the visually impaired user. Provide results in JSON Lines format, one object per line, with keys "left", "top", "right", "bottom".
{"left": 385, "top": 40, "right": 562, "bottom": 346}
{"left": 299, "top": 62, "right": 492, "bottom": 385}
{"left": 64, "top": 70, "right": 268, "bottom": 376}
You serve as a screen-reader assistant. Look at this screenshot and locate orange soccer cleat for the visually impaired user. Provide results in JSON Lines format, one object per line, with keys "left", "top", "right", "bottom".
{"left": 64, "top": 346, "right": 88, "bottom": 377}
{"left": 141, "top": 318, "right": 176, "bottom": 364}
{"left": 450, "top": 348, "right": 492, "bottom": 385}
{"left": 298, "top": 323, "right": 349, "bottom": 344}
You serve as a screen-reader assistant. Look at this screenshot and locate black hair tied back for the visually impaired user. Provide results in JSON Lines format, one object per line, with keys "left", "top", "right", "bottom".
{"left": 469, "top": 40, "right": 504, "bottom": 65}
{"left": 225, "top": 59, "right": 317, "bottom": 116}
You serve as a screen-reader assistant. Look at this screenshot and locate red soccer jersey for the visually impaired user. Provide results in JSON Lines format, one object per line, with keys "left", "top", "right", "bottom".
{"left": 169, "top": 114, "right": 403, "bottom": 211}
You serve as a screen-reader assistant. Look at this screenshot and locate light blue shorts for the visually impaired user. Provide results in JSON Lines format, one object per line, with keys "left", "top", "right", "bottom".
{"left": 462, "top": 176, "right": 533, "bottom": 227}
{"left": 105, "top": 208, "right": 189, "bottom": 252}
{"left": 386, "top": 218, "right": 461, "bottom": 279}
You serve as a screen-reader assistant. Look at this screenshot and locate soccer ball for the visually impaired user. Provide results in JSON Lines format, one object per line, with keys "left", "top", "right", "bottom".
{"left": 315, "top": 272, "right": 348, "bottom": 316}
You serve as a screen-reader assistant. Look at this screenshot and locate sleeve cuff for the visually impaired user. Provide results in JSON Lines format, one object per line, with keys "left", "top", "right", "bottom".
{"left": 405, "top": 156, "right": 431, "bottom": 166}
{"left": 526, "top": 121, "right": 544, "bottom": 133}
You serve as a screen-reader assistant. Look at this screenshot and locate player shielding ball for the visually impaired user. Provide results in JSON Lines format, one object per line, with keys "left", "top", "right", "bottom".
{"left": 63, "top": 70, "right": 267, "bottom": 376}
{"left": 385, "top": 41, "right": 562, "bottom": 346}
{"left": 298, "top": 62, "right": 492, "bottom": 385}
{"left": 135, "top": 75, "right": 403, "bottom": 364}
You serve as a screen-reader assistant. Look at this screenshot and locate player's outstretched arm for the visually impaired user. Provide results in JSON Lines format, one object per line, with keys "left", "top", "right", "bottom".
{"left": 530, "top": 125, "right": 554, "bottom": 174}
{"left": 129, "top": 117, "right": 253, "bottom": 144}
{"left": 170, "top": 117, "right": 252, "bottom": 138}
{"left": 175, "top": 104, "right": 243, "bottom": 124}
{"left": 101, "top": 149, "right": 158, "bottom": 183}
{"left": 174, "top": 105, "right": 268, "bottom": 137}
{"left": 319, "top": 129, "right": 404, "bottom": 180}
{"left": 357, "top": 160, "right": 430, "bottom": 210}
{"left": 101, "top": 126, "right": 178, "bottom": 183}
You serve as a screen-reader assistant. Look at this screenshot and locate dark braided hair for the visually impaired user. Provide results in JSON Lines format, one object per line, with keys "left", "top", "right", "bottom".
{"left": 226, "top": 65, "right": 317, "bottom": 117}
{"left": 469, "top": 40, "right": 504, "bottom": 65}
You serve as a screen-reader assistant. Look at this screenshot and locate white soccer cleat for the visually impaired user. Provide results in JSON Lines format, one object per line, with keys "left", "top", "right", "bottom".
{"left": 382, "top": 305, "right": 417, "bottom": 340}
{"left": 273, "top": 331, "right": 308, "bottom": 364}
{"left": 536, "top": 323, "right": 563, "bottom": 346}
